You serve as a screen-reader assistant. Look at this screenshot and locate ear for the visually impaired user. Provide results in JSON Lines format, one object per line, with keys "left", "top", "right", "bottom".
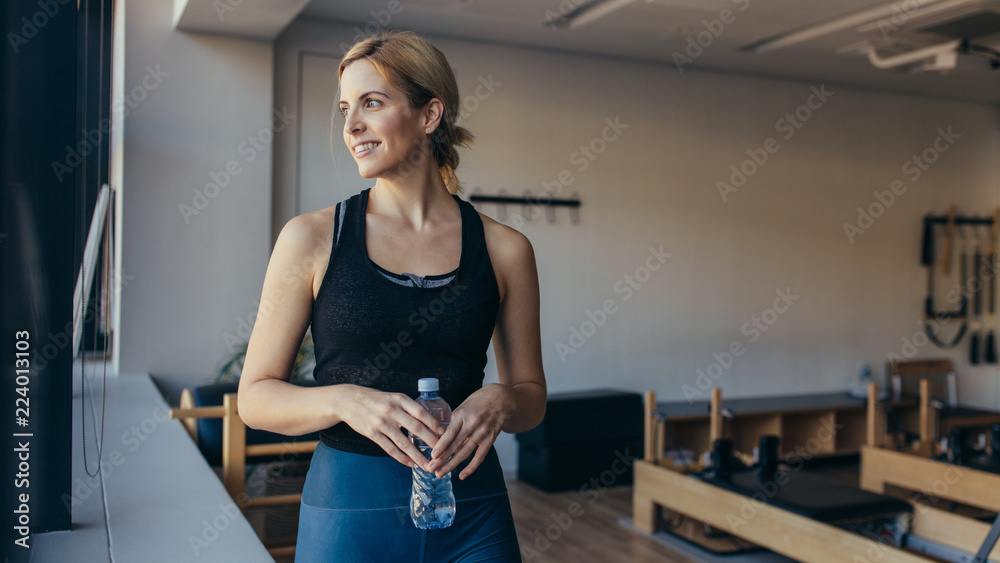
{"left": 421, "top": 98, "right": 445, "bottom": 134}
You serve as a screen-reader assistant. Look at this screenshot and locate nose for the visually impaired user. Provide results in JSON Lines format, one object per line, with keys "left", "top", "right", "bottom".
{"left": 343, "top": 108, "right": 364, "bottom": 136}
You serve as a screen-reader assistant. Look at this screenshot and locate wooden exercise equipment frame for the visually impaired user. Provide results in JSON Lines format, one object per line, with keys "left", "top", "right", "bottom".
{"left": 170, "top": 390, "right": 319, "bottom": 559}
{"left": 634, "top": 387, "right": 941, "bottom": 563}
{"left": 862, "top": 380, "right": 1000, "bottom": 561}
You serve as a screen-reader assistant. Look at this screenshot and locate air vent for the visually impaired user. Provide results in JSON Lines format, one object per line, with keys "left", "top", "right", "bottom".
{"left": 739, "top": 0, "right": 1000, "bottom": 71}
{"left": 918, "top": 10, "right": 1000, "bottom": 38}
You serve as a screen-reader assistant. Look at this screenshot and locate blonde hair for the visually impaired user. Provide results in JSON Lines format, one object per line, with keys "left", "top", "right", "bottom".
{"left": 338, "top": 30, "right": 473, "bottom": 195}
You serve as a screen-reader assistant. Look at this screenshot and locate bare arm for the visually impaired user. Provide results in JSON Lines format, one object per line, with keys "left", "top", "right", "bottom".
{"left": 237, "top": 214, "right": 443, "bottom": 468}
{"left": 488, "top": 227, "right": 547, "bottom": 433}
{"left": 237, "top": 214, "right": 335, "bottom": 436}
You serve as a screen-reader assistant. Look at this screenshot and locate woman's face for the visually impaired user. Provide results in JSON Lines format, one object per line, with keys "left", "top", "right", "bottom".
{"left": 339, "top": 59, "right": 431, "bottom": 181}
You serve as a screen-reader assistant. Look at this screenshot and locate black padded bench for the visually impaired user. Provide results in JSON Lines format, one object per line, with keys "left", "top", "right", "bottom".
{"left": 516, "top": 389, "right": 643, "bottom": 492}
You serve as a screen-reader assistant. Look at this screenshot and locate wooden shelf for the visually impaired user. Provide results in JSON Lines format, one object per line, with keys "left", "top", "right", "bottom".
{"left": 731, "top": 414, "right": 782, "bottom": 457}
{"left": 782, "top": 410, "right": 835, "bottom": 457}
{"left": 656, "top": 392, "right": 919, "bottom": 459}
{"left": 835, "top": 409, "right": 868, "bottom": 452}
{"left": 662, "top": 419, "right": 711, "bottom": 457}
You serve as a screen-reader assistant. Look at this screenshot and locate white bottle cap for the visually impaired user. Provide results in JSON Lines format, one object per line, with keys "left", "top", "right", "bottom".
{"left": 418, "top": 378, "right": 439, "bottom": 392}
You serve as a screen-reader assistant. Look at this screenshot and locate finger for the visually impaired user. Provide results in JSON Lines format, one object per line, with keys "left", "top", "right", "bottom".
{"left": 434, "top": 436, "right": 480, "bottom": 477}
{"left": 388, "top": 427, "right": 434, "bottom": 471}
{"left": 431, "top": 411, "right": 480, "bottom": 462}
{"left": 459, "top": 441, "right": 493, "bottom": 480}
{"left": 436, "top": 443, "right": 476, "bottom": 477}
{"left": 386, "top": 395, "right": 443, "bottom": 446}
{"left": 369, "top": 413, "right": 434, "bottom": 470}
{"left": 396, "top": 411, "right": 443, "bottom": 451}
{"left": 399, "top": 397, "right": 447, "bottom": 435}
{"left": 443, "top": 428, "right": 500, "bottom": 478}
{"left": 431, "top": 418, "right": 464, "bottom": 459}
{"left": 427, "top": 428, "right": 468, "bottom": 474}
{"left": 433, "top": 409, "right": 484, "bottom": 460}
{"left": 369, "top": 433, "right": 417, "bottom": 468}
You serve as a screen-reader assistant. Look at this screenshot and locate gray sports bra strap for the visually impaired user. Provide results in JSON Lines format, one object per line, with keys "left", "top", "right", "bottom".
{"left": 334, "top": 198, "right": 348, "bottom": 246}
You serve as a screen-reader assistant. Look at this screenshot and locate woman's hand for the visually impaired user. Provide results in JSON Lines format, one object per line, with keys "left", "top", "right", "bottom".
{"left": 427, "top": 384, "right": 515, "bottom": 480}
{"left": 337, "top": 385, "right": 447, "bottom": 471}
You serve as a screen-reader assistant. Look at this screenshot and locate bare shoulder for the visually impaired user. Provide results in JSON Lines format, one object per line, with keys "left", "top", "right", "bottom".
{"left": 276, "top": 207, "right": 335, "bottom": 255}
{"left": 479, "top": 212, "right": 534, "bottom": 264}
{"left": 478, "top": 212, "right": 537, "bottom": 301}
{"left": 272, "top": 206, "right": 337, "bottom": 294}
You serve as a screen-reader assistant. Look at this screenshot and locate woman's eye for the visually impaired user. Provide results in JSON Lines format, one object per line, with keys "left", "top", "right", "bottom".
{"left": 339, "top": 99, "right": 379, "bottom": 116}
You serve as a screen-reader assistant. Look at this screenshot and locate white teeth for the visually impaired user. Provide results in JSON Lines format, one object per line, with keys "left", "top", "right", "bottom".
{"left": 355, "top": 142, "right": 379, "bottom": 154}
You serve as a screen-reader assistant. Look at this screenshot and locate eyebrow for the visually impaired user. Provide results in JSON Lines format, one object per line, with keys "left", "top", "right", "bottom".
{"left": 338, "top": 90, "right": 390, "bottom": 105}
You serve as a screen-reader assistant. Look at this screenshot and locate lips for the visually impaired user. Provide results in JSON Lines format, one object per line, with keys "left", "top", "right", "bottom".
{"left": 353, "top": 141, "right": 380, "bottom": 157}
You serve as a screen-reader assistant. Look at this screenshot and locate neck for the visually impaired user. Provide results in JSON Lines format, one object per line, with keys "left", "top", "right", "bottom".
{"left": 369, "top": 166, "right": 455, "bottom": 230}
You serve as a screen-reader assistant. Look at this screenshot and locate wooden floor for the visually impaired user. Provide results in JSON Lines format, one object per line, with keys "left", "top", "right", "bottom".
{"left": 273, "top": 481, "right": 696, "bottom": 563}
{"left": 506, "top": 458, "right": 865, "bottom": 563}
{"left": 507, "top": 480, "right": 698, "bottom": 563}
{"left": 273, "top": 459, "right": 864, "bottom": 562}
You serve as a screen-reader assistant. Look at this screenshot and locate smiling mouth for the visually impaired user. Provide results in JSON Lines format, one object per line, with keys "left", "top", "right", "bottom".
{"left": 354, "top": 142, "right": 380, "bottom": 157}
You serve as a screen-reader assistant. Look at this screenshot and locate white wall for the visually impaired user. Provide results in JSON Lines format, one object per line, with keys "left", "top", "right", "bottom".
{"left": 276, "top": 18, "right": 999, "bottom": 471}
{"left": 120, "top": 0, "right": 275, "bottom": 396}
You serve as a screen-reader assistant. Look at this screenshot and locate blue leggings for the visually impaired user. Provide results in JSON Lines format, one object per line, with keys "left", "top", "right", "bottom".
{"left": 295, "top": 441, "right": 521, "bottom": 562}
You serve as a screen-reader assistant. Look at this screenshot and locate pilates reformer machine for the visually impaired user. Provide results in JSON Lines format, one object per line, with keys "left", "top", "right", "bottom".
{"left": 861, "top": 372, "right": 1000, "bottom": 563}
{"left": 633, "top": 383, "right": 1000, "bottom": 562}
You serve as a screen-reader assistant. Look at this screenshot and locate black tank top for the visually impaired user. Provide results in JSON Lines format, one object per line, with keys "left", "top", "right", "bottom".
{"left": 310, "top": 187, "right": 501, "bottom": 455}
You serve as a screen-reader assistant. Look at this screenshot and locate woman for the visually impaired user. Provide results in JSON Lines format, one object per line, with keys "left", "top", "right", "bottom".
{"left": 237, "top": 30, "right": 546, "bottom": 562}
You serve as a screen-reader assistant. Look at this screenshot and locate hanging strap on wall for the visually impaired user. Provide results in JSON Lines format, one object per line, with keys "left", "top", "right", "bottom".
{"left": 919, "top": 209, "right": 998, "bottom": 349}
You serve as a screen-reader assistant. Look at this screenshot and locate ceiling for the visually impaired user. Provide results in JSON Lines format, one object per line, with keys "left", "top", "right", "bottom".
{"left": 176, "top": 0, "right": 1000, "bottom": 104}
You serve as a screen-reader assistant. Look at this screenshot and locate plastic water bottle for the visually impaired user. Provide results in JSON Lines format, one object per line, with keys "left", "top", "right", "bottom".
{"left": 848, "top": 364, "right": 874, "bottom": 399}
{"left": 860, "top": 364, "right": 872, "bottom": 383}
{"left": 410, "top": 378, "right": 455, "bottom": 529}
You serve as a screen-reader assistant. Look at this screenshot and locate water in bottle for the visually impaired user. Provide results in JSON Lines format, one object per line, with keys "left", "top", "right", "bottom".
{"left": 410, "top": 377, "right": 456, "bottom": 529}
